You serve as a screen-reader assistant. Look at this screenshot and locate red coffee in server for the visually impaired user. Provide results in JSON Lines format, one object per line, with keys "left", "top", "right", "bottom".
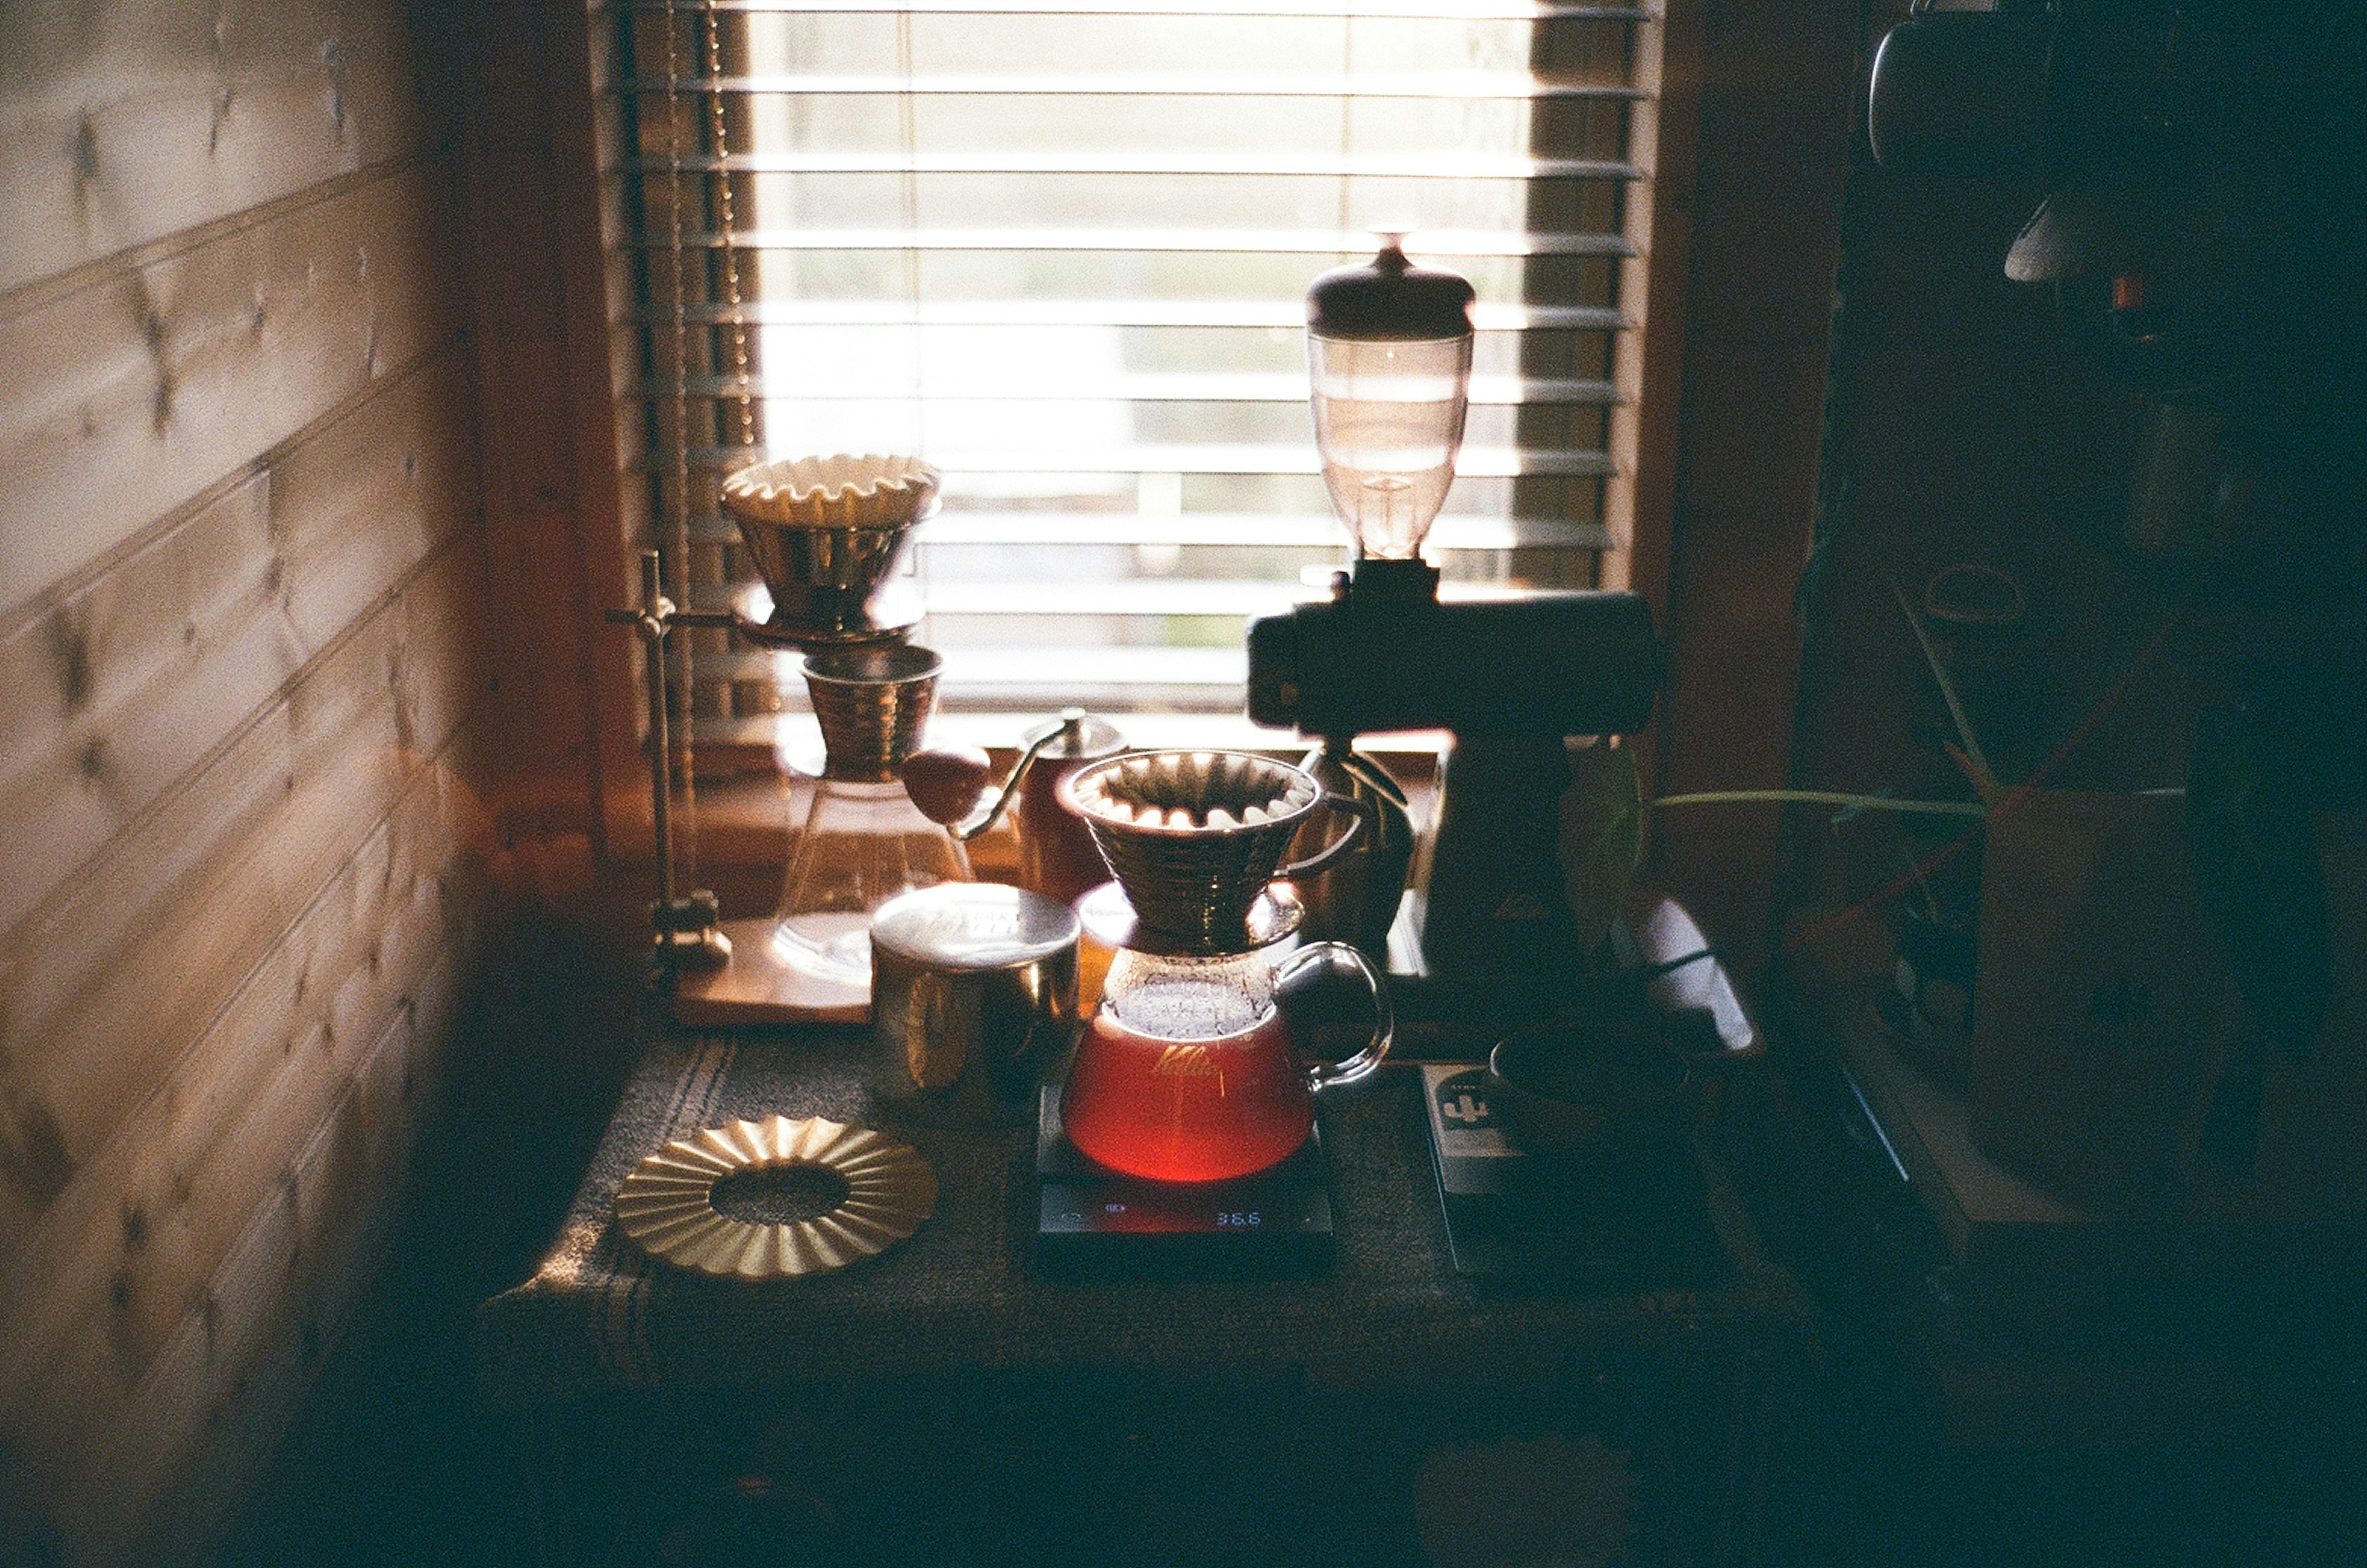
{"left": 1060, "top": 981, "right": 1312, "bottom": 1184}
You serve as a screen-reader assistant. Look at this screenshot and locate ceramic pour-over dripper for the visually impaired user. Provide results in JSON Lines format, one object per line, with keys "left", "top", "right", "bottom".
{"left": 721, "top": 455, "right": 939, "bottom": 645}
{"left": 1061, "top": 750, "right": 1373, "bottom": 953}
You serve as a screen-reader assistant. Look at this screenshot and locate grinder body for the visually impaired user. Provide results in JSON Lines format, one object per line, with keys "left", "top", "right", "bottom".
{"left": 1246, "top": 584, "right": 1662, "bottom": 979}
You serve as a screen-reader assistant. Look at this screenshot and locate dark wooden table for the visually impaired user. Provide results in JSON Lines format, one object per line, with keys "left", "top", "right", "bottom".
{"left": 479, "top": 1002, "right": 1810, "bottom": 1567}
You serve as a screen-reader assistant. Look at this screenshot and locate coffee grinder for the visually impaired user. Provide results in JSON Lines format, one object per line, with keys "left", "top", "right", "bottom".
{"left": 1247, "top": 238, "right": 1664, "bottom": 992}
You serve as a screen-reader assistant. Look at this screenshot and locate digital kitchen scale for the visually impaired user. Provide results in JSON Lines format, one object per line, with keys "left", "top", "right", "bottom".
{"left": 1032, "top": 1086, "right": 1335, "bottom": 1276}
{"left": 1421, "top": 1063, "right": 1728, "bottom": 1290}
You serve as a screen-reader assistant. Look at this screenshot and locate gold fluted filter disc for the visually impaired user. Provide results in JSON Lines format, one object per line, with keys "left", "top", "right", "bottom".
{"left": 616, "top": 1115, "right": 936, "bottom": 1280}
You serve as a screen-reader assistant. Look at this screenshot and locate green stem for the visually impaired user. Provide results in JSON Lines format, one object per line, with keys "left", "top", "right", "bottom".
{"left": 1651, "top": 790, "right": 1987, "bottom": 817}
{"left": 1890, "top": 573, "right": 2001, "bottom": 802}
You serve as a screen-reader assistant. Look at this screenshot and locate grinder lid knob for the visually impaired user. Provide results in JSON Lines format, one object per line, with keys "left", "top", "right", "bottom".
{"left": 1307, "top": 234, "right": 1475, "bottom": 342}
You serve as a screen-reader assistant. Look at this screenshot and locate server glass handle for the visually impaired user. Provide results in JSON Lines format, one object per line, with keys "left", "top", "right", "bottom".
{"left": 1277, "top": 941, "right": 1393, "bottom": 1093}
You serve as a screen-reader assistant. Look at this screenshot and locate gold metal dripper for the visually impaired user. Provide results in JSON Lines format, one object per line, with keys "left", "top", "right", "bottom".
{"left": 721, "top": 455, "right": 939, "bottom": 645}
{"left": 1062, "top": 750, "right": 1373, "bottom": 953}
{"left": 803, "top": 643, "right": 940, "bottom": 781}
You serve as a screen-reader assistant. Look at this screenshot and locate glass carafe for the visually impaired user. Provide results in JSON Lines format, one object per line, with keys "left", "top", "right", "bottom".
{"left": 1056, "top": 749, "right": 1392, "bottom": 1183}
{"left": 772, "top": 643, "right": 970, "bottom": 986}
{"left": 1065, "top": 938, "right": 1388, "bottom": 1183}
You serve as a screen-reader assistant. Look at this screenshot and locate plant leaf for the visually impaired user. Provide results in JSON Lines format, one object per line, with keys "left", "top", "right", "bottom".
{"left": 1941, "top": 741, "right": 2005, "bottom": 810}
{"left": 1892, "top": 574, "right": 2005, "bottom": 805}
{"left": 2188, "top": 701, "right": 2331, "bottom": 1065}
{"left": 1560, "top": 741, "right": 1643, "bottom": 955}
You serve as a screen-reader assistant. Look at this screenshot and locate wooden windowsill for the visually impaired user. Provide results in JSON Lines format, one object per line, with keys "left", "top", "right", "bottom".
{"left": 615, "top": 737, "right": 1445, "bottom": 920}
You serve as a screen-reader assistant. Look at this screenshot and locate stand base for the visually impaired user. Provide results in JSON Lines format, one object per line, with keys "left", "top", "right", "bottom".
{"left": 655, "top": 924, "right": 732, "bottom": 971}
{"left": 1032, "top": 1087, "right": 1335, "bottom": 1276}
{"left": 671, "top": 917, "right": 869, "bottom": 1026}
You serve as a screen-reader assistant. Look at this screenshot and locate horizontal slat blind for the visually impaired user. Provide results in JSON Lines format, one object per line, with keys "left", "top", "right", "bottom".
{"left": 608, "top": 0, "right": 1657, "bottom": 746}
{"left": 619, "top": 1, "right": 1654, "bottom": 18}
{"left": 627, "top": 73, "right": 1647, "bottom": 95}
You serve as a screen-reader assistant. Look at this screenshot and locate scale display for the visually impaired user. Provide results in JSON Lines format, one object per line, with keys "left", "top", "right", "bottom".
{"left": 1032, "top": 1087, "right": 1335, "bottom": 1275}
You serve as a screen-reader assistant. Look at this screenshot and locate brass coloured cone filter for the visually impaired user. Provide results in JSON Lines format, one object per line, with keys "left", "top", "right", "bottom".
{"left": 1062, "top": 750, "right": 1328, "bottom": 952}
{"left": 803, "top": 643, "right": 941, "bottom": 782}
{"left": 721, "top": 455, "right": 940, "bottom": 642}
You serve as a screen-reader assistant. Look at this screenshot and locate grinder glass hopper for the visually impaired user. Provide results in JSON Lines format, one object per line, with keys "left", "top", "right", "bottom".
{"left": 1306, "top": 234, "right": 1476, "bottom": 564}
{"left": 1289, "top": 237, "right": 1474, "bottom": 957}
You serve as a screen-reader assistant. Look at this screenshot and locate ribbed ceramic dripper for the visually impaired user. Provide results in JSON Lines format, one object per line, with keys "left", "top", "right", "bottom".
{"left": 803, "top": 644, "right": 941, "bottom": 782}
{"left": 721, "top": 455, "right": 939, "bottom": 642}
{"left": 1062, "top": 750, "right": 1363, "bottom": 953}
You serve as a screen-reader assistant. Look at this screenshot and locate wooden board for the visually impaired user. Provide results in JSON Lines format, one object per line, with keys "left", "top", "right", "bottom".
{"left": 435, "top": 0, "right": 634, "bottom": 869}
{"left": 0, "top": 531, "right": 486, "bottom": 1264}
{"left": 0, "top": 528, "right": 485, "bottom": 1203}
{"left": 65, "top": 939, "right": 464, "bottom": 1567}
{"left": 1633, "top": 3, "right": 1858, "bottom": 984}
{"left": 120, "top": 778, "right": 453, "bottom": 1366}
{"left": 0, "top": 3, "right": 497, "bottom": 1562}
{"left": 0, "top": 0, "right": 429, "bottom": 296}
{"left": 0, "top": 710, "right": 485, "bottom": 1554}
{"left": 0, "top": 159, "right": 462, "bottom": 619}
{"left": 671, "top": 915, "right": 870, "bottom": 1027}
{"left": 0, "top": 346, "right": 476, "bottom": 938}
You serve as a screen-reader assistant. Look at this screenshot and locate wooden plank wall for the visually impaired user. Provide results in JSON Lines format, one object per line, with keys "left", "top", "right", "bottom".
{"left": 445, "top": 0, "right": 638, "bottom": 875}
{"left": 0, "top": 2, "right": 509, "bottom": 1562}
{"left": 1634, "top": 0, "right": 1862, "bottom": 984}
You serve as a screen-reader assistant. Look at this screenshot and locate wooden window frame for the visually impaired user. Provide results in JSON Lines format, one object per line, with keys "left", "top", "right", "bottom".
{"left": 503, "top": 0, "right": 1862, "bottom": 975}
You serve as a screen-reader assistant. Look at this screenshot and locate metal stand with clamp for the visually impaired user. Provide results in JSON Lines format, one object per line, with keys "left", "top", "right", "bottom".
{"left": 605, "top": 549, "right": 740, "bottom": 976}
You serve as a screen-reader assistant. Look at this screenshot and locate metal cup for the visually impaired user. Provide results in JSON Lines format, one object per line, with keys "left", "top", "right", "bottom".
{"left": 869, "top": 883, "right": 1081, "bottom": 1122}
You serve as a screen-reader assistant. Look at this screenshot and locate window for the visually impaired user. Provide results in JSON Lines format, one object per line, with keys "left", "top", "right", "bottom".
{"left": 611, "top": 0, "right": 1666, "bottom": 754}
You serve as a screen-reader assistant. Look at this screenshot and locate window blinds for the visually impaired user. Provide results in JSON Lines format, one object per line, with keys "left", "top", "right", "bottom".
{"left": 608, "top": 0, "right": 1662, "bottom": 749}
